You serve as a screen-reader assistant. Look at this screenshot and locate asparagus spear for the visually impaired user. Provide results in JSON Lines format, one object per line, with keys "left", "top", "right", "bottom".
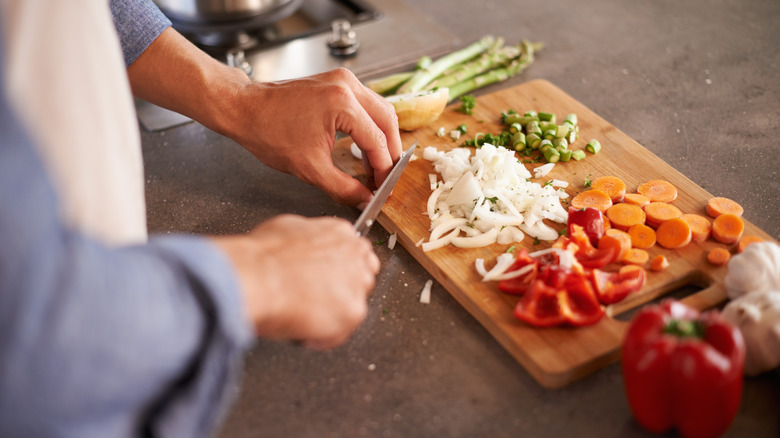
{"left": 433, "top": 43, "right": 521, "bottom": 89}
{"left": 364, "top": 56, "right": 433, "bottom": 95}
{"left": 397, "top": 35, "right": 496, "bottom": 94}
{"left": 365, "top": 72, "right": 413, "bottom": 95}
{"left": 447, "top": 41, "right": 542, "bottom": 101}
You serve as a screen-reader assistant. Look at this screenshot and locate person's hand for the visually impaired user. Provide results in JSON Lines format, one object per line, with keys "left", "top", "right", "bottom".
{"left": 227, "top": 68, "right": 403, "bottom": 208}
{"left": 211, "top": 214, "right": 379, "bottom": 349}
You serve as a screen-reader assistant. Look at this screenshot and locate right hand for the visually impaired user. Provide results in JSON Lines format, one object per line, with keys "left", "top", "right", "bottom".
{"left": 211, "top": 214, "right": 379, "bottom": 349}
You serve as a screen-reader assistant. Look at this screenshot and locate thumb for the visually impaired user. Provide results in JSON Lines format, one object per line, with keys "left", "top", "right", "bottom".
{"left": 314, "top": 164, "right": 373, "bottom": 208}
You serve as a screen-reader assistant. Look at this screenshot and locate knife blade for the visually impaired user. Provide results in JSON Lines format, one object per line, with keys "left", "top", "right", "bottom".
{"left": 354, "top": 142, "right": 417, "bottom": 236}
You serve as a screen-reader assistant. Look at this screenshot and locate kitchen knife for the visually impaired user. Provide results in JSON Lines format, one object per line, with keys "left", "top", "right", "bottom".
{"left": 354, "top": 142, "right": 417, "bottom": 236}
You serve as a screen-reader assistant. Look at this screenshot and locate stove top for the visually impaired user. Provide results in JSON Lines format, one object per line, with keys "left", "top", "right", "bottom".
{"left": 138, "top": 0, "right": 457, "bottom": 131}
{"left": 199, "top": 0, "right": 458, "bottom": 82}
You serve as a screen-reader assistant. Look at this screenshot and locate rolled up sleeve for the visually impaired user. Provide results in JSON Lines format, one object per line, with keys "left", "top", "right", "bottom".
{"left": 110, "top": 0, "right": 172, "bottom": 66}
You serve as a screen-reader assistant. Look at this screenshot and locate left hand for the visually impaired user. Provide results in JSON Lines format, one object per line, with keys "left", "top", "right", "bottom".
{"left": 227, "top": 68, "right": 403, "bottom": 208}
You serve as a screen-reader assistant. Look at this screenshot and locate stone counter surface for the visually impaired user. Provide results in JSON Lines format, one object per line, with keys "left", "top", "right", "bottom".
{"left": 140, "top": 0, "right": 779, "bottom": 436}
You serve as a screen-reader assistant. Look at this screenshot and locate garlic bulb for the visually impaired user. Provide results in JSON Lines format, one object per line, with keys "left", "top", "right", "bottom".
{"left": 724, "top": 242, "right": 780, "bottom": 300}
{"left": 722, "top": 290, "right": 780, "bottom": 375}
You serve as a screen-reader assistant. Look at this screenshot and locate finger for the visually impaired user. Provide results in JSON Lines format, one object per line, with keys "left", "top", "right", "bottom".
{"left": 341, "top": 104, "right": 395, "bottom": 187}
{"left": 309, "top": 159, "right": 373, "bottom": 207}
{"left": 353, "top": 86, "right": 403, "bottom": 163}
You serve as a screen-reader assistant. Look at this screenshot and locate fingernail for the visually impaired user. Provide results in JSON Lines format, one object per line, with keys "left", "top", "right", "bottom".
{"left": 357, "top": 200, "right": 369, "bottom": 211}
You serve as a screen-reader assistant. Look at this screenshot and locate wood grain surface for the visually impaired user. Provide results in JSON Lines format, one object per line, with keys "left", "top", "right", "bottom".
{"left": 333, "top": 79, "right": 776, "bottom": 388}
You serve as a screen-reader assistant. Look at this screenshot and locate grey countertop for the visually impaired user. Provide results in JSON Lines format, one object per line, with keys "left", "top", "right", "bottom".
{"left": 140, "top": 0, "right": 780, "bottom": 436}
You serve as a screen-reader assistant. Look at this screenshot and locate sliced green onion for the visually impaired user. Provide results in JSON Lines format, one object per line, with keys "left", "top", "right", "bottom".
{"left": 586, "top": 139, "right": 602, "bottom": 154}
{"left": 543, "top": 147, "right": 560, "bottom": 163}
{"left": 571, "top": 150, "right": 587, "bottom": 161}
{"left": 538, "top": 112, "right": 556, "bottom": 123}
{"left": 526, "top": 132, "right": 542, "bottom": 149}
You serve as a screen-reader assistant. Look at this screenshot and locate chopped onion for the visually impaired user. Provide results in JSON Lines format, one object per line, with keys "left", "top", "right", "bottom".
{"left": 388, "top": 233, "right": 397, "bottom": 250}
{"left": 420, "top": 279, "right": 433, "bottom": 304}
{"left": 421, "top": 144, "right": 568, "bottom": 251}
{"left": 476, "top": 253, "right": 535, "bottom": 281}
{"left": 533, "top": 163, "right": 555, "bottom": 178}
{"left": 350, "top": 142, "right": 362, "bottom": 160}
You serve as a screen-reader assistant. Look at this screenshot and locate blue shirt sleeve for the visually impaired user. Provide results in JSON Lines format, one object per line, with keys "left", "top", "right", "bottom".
{"left": 110, "top": 0, "right": 172, "bottom": 66}
{"left": 0, "top": 43, "right": 253, "bottom": 438}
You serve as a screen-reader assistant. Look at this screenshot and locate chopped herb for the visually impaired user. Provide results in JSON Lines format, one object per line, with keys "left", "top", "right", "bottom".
{"left": 584, "top": 174, "right": 593, "bottom": 187}
{"left": 486, "top": 196, "right": 499, "bottom": 204}
{"left": 458, "top": 123, "right": 468, "bottom": 134}
{"left": 558, "top": 228, "right": 568, "bottom": 236}
{"left": 458, "top": 95, "right": 476, "bottom": 115}
{"left": 505, "top": 245, "right": 516, "bottom": 253}
{"left": 374, "top": 238, "right": 386, "bottom": 246}
{"left": 533, "top": 237, "right": 541, "bottom": 245}
{"left": 544, "top": 180, "right": 553, "bottom": 187}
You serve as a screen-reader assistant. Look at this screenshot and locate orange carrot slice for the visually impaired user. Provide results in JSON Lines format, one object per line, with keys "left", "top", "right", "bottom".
{"left": 627, "top": 223, "right": 656, "bottom": 249}
{"left": 592, "top": 176, "right": 627, "bottom": 203}
{"left": 737, "top": 236, "right": 764, "bottom": 253}
{"left": 600, "top": 228, "right": 632, "bottom": 261}
{"left": 623, "top": 248, "right": 650, "bottom": 266}
{"left": 712, "top": 213, "right": 744, "bottom": 245}
{"left": 624, "top": 193, "right": 651, "bottom": 207}
{"left": 707, "top": 247, "right": 731, "bottom": 266}
{"left": 650, "top": 254, "right": 669, "bottom": 271}
{"left": 706, "top": 197, "right": 744, "bottom": 218}
{"left": 644, "top": 202, "right": 683, "bottom": 228}
{"left": 656, "top": 217, "right": 692, "bottom": 249}
{"left": 680, "top": 213, "right": 712, "bottom": 243}
{"left": 606, "top": 203, "right": 646, "bottom": 231}
{"left": 637, "top": 180, "right": 678, "bottom": 203}
{"left": 570, "top": 189, "right": 613, "bottom": 212}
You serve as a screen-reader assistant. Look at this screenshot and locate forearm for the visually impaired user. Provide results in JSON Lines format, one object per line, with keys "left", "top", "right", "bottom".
{"left": 127, "top": 27, "right": 252, "bottom": 137}
{"left": 0, "top": 83, "right": 253, "bottom": 436}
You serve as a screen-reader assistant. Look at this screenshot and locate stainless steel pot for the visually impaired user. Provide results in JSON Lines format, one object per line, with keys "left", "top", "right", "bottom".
{"left": 154, "top": 0, "right": 303, "bottom": 37}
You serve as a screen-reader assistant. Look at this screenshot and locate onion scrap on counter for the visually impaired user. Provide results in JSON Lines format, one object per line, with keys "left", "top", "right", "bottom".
{"left": 421, "top": 144, "right": 569, "bottom": 252}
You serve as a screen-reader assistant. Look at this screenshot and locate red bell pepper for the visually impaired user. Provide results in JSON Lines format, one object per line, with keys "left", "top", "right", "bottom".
{"left": 567, "top": 207, "right": 605, "bottom": 246}
{"left": 591, "top": 267, "right": 645, "bottom": 304}
{"left": 513, "top": 275, "right": 604, "bottom": 327}
{"left": 622, "top": 300, "right": 745, "bottom": 438}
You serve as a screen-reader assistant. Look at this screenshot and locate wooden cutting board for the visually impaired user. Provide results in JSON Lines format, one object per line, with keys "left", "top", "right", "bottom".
{"left": 333, "top": 79, "right": 776, "bottom": 388}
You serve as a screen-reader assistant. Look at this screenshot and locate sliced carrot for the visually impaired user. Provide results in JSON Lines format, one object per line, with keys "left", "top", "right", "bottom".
{"left": 570, "top": 189, "right": 613, "bottom": 212}
{"left": 707, "top": 247, "right": 731, "bottom": 266}
{"left": 656, "top": 217, "right": 692, "bottom": 249}
{"left": 623, "top": 248, "right": 650, "bottom": 266}
{"left": 706, "top": 197, "right": 744, "bottom": 218}
{"left": 627, "top": 223, "right": 656, "bottom": 249}
{"left": 606, "top": 203, "right": 646, "bottom": 231}
{"left": 737, "top": 236, "right": 764, "bottom": 253}
{"left": 711, "top": 213, "right": 744, "bottom": 245}
{"left": 637, "top": 180, "right": 678, "bottom": 203}
{"left": 600, "top": 228, "right": 632, "bottom": 261}
{"left": 591, "top": 176, "right": 627, "bottom": 203}
{"left": 643, "top": 202, "right": 683, "bottom": 228}
{"left": 680, "top": 213, "right": 712, "bottom": 243}
{"left": 650, "top": 254, "right": 669, "bottom": 271}
{"left": 603, "top": 215, "right": 611, "bottom": 230}
{"left": 624, "top": 193, "right": 651, "bottom": 207}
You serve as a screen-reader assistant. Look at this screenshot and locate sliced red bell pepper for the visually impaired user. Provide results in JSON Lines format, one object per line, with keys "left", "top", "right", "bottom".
{"left": 498, "top": 249, "right": 538, "bottom": 295}
{"left": 567, "top": 207, "right": 605, "bottom": 246}
{"left": 590, "top": 267, "right": 645, "bottom": 304}
{"left": 513, "top": 274, "right": 604, "bottom": 327}
{"left": 622, "top": 300, "right": 745, "bottom": 438}
{"left": 567, "top": 224, "right": 616, "bottom": 269}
